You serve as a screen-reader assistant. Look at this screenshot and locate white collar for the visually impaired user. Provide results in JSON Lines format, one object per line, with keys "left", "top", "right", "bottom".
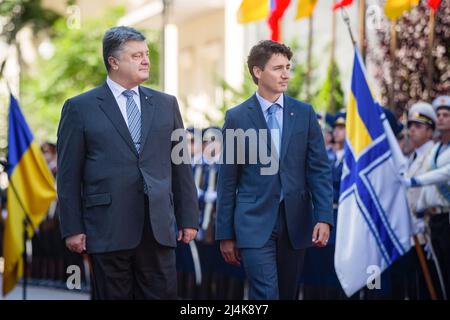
{"left": 106, "top": 76, "right": 139, "bottom": 99}
{"left": 415, "top": 140, "right": 434, "bottom": 157}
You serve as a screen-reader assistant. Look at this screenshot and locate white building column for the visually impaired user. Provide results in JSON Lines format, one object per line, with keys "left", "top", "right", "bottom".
{"left": 164, "top": 24, "right": 178, "bottom": 96}
{"left": 224, "top": 0, "right": 244, "bottom": 89}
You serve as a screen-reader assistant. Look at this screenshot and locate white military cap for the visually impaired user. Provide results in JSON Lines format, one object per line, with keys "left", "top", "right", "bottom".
{"left": 432, "top": 95, "right": 450, "bottom": 111}
{"left": 408, "top": 101, "right": 437, "bottom": 129}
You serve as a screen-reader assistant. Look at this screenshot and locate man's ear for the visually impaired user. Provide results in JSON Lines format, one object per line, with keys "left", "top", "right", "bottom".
{"left": 253, "top": 66, "right": 262, "bottom": 81}
{"left": 108, "top": 56, "right": 119, "bottom": 70}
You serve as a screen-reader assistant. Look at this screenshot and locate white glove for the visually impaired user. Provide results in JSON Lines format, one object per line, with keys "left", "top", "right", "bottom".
{"left": 204, "top": 191, "right": 217, "bottom": 203}
{"left": 423, "top": 241, "right": 433, "bottom": 260}
{"left": 399, "top": 173, "right": 421, "bottom": 188}
{"left": 399, "top": 176, "right": 412, "bottom": 188}
{"left": 413, "top": 217, "right": 426, "bottom": 235}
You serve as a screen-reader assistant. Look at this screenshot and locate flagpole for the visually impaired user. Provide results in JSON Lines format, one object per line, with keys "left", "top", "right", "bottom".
{"left": 359, "top": 0, "right": 366, "bottom": 62}
{"left": 413, "top": 235, "right": 438, "bottom": 300}
{"left": 426, "top": 8, "right": 435, "bottom": 99}
{"left": 160, "top": 0, "right": 173, "bottom": 92}
{"left": 305, "top": 13, "right": 314, "bottom": 101}
{"left": 0, "top": 60, "right": 6, "bottom": 77}
{"left": 330, "top": 1, "right": 337, "bottom": 113}
{"left": 340, "top": 7, "right": 356, "bottom": 47}
{"left": 4, "top": 164, "right": 35, "bottom": 300}
{"left": 389, "top": 20, "right": 397, "bottom": 109}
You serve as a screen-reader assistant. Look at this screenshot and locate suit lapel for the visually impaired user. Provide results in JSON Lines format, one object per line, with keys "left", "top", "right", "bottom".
{"left": 280, "top": 95, "right": 297, "bottom": 162}
{"left": 97, "top": 82, "right": 138, "bottom": 157}
{"left": 139, "top": 86, "right": 155, "bottom": 151}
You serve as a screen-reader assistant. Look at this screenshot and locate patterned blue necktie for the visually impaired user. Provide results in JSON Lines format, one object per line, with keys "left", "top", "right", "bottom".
{"left": 267, "top": 104, "right": 281, "bottom": 155}
{"left": 122, "top": 90, "right": 141, "bottom": 153}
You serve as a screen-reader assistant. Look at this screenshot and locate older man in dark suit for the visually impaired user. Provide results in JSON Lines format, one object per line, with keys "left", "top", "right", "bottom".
{"left": 57, "top": 26, "right": 198, "bottom": 299}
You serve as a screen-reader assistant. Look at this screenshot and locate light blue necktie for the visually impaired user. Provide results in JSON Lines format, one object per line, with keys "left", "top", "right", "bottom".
{"left": 122, "top": 90, "right": 141, "bottom": 153}
{"left": 267, "top": 104, "right": 281, "bottom": 155}
{"left": 267, "top": 103, "right": 283, "bottom": 201}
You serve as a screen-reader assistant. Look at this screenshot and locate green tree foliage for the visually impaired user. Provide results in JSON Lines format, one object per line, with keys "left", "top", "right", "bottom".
{"left": 0, "top": 0, "right": 60, "bottom": 44}
{"left": 20, "top": 7, "right": 160, "bottom": 142}
{"left": 218, "top": 70, "right": 255, "bottom": 124}
{"left": 0, "top": 0, "right": 61, "bottom": 158}
{"left": 285, "top": 40, "right": 307, "bottom": 100}
{"left": 311, "top": 60, "right": 345, "bottom": 114}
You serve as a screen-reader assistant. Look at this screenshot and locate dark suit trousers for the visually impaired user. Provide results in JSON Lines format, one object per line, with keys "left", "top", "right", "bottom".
{"left": 89, "top": 196, "right": 177, "bottom": 300}
{"left": 240, "top": 201, "right": 306, "bottom": 300}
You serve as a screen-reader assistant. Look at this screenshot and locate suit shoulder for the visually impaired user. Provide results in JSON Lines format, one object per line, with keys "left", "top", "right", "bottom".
{"left": 140, "top": 86, "right": 175, "bottom": 101}
{"left": 286, "top": 95, "right": 313, "bottom": 111}
{"left": 66, "top": 85, "right": 104, "bottom": 105}
{"left": 224, "top": 96, "right": 254, "bottom": 118}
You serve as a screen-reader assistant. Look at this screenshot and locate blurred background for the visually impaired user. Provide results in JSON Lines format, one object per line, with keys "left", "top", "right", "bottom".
{"left": 0, "top": 0, "right": 449, "bottom": 299}
{"left": 0, "top": 0, "right": 448, "bottom": 148}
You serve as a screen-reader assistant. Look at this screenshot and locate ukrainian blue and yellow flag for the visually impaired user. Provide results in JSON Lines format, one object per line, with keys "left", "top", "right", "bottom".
{"left": 334, "top": 49, "right": 412, "bottom": 297}
{"left": 3, "top": 94, "right": 56, "bottom": 296}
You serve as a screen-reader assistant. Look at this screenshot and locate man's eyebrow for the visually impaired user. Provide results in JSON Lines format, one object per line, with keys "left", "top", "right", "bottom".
{"left": 272, "top": 63, "right": 291, "bottom": 68}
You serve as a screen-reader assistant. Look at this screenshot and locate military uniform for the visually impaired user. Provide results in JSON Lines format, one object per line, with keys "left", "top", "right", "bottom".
{"left": 176, "top": 128, "right": 246, "bottom": 299}
{"left": 394, "top": 102, "right": 441, "bottom": 300}
{"left": 415, "top": 142, "right": 450, "bottom": 211}
{"left": 317, "top": 112, "right": 335, "bottom": 162}
{"left": 412, "top": 97, "right": 450, "bottom": 299}
{"left": 176, "top": 128, "right": 203, "bottom": 299}
{"left": 406, "top": 102, "right": 438, "bottom": 234}
{"left": 199, "top": 127, "right": 246, "bottom": 299}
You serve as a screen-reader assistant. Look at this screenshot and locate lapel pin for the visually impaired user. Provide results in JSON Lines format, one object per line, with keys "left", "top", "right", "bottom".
{"left": 290, "top": 112, "right": 294, "bottom": 116}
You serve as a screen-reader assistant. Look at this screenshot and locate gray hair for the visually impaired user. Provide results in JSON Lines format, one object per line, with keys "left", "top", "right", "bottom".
{"left": 102, "top": 26, "right": 146, "bottom": 72}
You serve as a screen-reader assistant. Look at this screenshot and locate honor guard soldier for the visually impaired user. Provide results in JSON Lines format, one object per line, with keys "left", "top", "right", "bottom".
{"left": 402, "top": 96, "right": 450, "bottom": 299}
{"left": 199, "top": 127, "right": 246, "bottom": 299}
{"left": 176, "top": 127, "right": 203, "bottom": 299}
{"left": 397, "top": 102, "right": 441, "bottom": 299}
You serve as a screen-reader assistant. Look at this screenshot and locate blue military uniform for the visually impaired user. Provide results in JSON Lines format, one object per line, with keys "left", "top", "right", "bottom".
{"left": 175, "top": 127, "right": 203, "bottom": 299}
{"left": 176, "top": 127, "right": 246, "bottom": 299}
{"left": 317, "top": 112, "right": 335, "bottom": 162}
{"left": 197, "top": 127, "right": 246, "bottom": 299}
